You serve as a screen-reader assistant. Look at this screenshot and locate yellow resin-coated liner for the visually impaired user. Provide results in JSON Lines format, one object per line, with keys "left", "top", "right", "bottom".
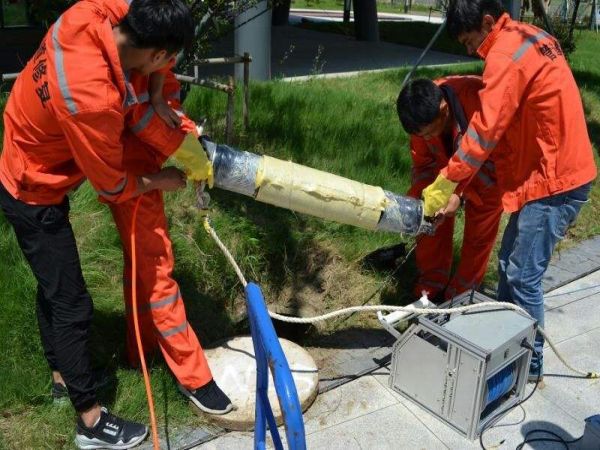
{"left": 255, "top": 156, "right": 387, "bottom": 230}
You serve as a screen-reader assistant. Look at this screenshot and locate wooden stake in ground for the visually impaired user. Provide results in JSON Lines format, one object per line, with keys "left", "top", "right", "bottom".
{"left": 226, "top": 76, "right": 235, "bottom": 144}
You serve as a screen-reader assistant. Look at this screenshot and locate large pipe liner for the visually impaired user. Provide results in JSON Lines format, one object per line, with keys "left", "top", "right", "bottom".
{"left": 203, "top": 139, "right": 431, "bottom": 236}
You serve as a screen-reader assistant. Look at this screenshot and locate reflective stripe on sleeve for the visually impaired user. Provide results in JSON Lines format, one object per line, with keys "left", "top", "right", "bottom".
{"left": 52, "top": 17, "right": 78, "bottom": 115}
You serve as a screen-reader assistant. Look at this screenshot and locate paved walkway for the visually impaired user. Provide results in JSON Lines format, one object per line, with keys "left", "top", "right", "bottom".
{"left": 201, "top": 24, "right": 474, "bottom": 80}
{"left": 198, "top": 270, "right": 600, "bottom": 449}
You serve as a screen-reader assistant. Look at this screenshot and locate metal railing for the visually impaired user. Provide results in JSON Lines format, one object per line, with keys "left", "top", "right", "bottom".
{"left": 245, "top": 282, "right": 306, "bottom": 450}
{"left": 176, "top": 53, "right": 252, "bottom": 144}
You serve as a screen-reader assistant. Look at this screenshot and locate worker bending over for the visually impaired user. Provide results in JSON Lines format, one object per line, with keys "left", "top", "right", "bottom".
{"left": 397, "top": 76, "right": 503, "bottom": 302}
{"left": 0, "top": 0, "right": 223, "bottom": 448}
{"left": 422, "top": 0, "right": 596, "bottom": 381}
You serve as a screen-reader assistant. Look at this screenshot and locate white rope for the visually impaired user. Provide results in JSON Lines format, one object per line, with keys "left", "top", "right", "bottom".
{"left": 203, "top": 217, "right": 248, "bottom": 288}
{"left": 203, "top": 217, "right": 599, "bottom": 379}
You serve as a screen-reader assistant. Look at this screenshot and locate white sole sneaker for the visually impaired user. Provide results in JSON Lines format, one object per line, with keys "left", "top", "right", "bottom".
{"left": 178, "top": 384, "right": 234, "bottom": 415}
{"left": 74, "top": 427, "right": 148, "bottom": 450}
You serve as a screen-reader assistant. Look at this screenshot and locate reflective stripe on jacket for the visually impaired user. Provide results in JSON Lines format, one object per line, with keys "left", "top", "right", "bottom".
{"left": 441, "top": 13, "right": 596, "bottom": 212}
{"left": 408, "top": 76, "right": 501, "bottom": 208}
{"left": 0, "top": 0, "right": 139, "bottom": 205}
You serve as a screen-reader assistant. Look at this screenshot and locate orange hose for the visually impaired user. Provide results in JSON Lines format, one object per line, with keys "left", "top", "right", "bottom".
{"left": 130, "top": 195, "right": 160, "bottom": 449}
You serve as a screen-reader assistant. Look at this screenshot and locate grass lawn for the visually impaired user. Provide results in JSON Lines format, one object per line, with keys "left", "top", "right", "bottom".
{"left": 2, "top": 1, "right": 28, "bottom": 26}
{"left": 1, "top": 31, "right": 599, "bottom": 449}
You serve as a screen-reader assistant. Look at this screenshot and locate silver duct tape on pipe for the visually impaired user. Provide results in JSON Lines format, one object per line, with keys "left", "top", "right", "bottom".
{"left": 203, "top": 139, "right": 430, "bottom": 236}
{"left": 204, "top": 139, "right": 260, "bottom": 196}
{"left": 378, "top": 191, "right": 431, "bottom": 235}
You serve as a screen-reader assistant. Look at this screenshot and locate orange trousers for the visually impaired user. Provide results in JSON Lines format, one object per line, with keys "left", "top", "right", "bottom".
{"left": 110, "top": 134, "right": 212, "bottom": 390}
{"left": 109, "top": 69, "right": 212, "bottom": 389}
{"left": 414, "top": 197, "right": 503, "bottom": 301}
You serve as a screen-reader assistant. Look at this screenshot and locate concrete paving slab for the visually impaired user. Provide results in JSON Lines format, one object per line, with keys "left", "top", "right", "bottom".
{"left": 302, "top": 374, "right": 398, "bottom": 434}
{"left": 195, "top": 431, "right": 254, "bottom": 450}
{"left": 544, "top": 290, "right": 600, "bottom": 345}
{"left": 307, "top": 329, "right": 394, "bottom": 393}
{"left": 304, "top": 403, "right": 447, "bottom": 450}
{"left": 565, "top": 236, "right": 600, "bottom": 262}
{"left": 551, "top": 251, "right": 600, "bottom": 275}
{"left": 542, "top": 239, "right": 600, "bottom": 292}
{"left": 544, "top": 270, "right": 600, "bottom": 311}
{"left": 538, "top": 328, "right": 600, "bottom": 422}
{"left": 370, "top": 369, "right": 585, "bottom": 449}
{"left": 542, "top": 264, "right": 581, "bottom": 292}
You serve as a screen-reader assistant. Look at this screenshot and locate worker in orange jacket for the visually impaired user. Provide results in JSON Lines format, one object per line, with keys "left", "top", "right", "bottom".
{"left": 422, "top": 0, "right": 597, "bottom": 381}
{"left": 397, "top": 76, "right": 503, "bottom": 301}
{"left": 0, "top": 1, "right": 219, "bottom": 448}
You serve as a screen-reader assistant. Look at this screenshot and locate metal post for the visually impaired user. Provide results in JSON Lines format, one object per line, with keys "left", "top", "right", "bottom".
{"left": 235, "top": 0, "right": 271, "bottom": 81}
{"left": 343, "top": 0, "right": 351, "bottom": 23}
{"left": 243, "top": 52, "right": 250, "bottom": 131}
{"left": 503, "top": 0, "right": 521, "bottom": 19}
{"left": 590, "top": 0, "right": 598, "bottom": 31}
{"left": 353, "top": 0, "right": 379, "bottom": 42}
{"left": 226, "top": 76, "right": 235, "bottom": 144}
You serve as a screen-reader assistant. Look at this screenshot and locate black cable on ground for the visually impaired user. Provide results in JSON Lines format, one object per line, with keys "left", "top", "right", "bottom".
{"left": 516, "top": 429, "right": 582, "bottom": 450}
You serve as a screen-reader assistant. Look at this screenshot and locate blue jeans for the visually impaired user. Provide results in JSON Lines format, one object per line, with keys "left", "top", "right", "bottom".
{"left": 497, "top": 182, "right": 592, "bottom": 375}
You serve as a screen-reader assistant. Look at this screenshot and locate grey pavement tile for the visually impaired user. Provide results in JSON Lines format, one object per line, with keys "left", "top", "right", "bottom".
{"left": 544, "top": 270, "right": 600, "bottom": 311}
{"left": 538, "top": 328, "right": 600, "bottom": 422}
{"left": 303, "top": 374, "right": 399, "bottom": 435}
{"left": 564, "top": 236, "right": 600, "bottom": 262}
{"left": 195, "top": 431, "right": 254, "bottom": 449}
{"left": 543, "top": 265, "right": 580, "bottom": 292}
{"left": 544, "top": 290, "right": 600, "bottom": 345}
{"left": 551, "top": 250, "right": 600, "bottom": 275}
{"left": 370, "top": 370, "right": 585, "bottom": 450}
{"left": 304, "top": 403, "right": 447, "bottom": 450}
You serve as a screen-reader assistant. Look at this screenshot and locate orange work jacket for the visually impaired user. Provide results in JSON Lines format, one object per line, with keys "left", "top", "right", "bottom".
{"left": 440, "top": 13, "right": 596, "bottom": 212}
{"left": 0, "top": 0, "right": 144, "bottom": 205}
{"left": 408, "top": 76, "right": 501, "bottom": 207}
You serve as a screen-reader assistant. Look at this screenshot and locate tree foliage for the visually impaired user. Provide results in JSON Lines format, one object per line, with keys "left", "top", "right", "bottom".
{"left": 27, "top": 0, "right": 262, "bottom": 62}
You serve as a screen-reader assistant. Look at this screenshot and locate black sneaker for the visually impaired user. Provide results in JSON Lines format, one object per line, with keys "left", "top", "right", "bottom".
{"left": 178, "top": 380, "right": 234, "bottom": 415}
{"left": 51, "top": 382, "right": 69, "bottom": 405}
{"left": 75, "top": 407, "right": 148, "bottom": 449}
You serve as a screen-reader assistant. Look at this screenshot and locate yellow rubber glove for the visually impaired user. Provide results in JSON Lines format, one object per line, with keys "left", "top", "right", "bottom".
{"left": 422, "top": 174, "right": 458, "bottom": 217}
{"left": 172, "top": 134, "right": 214, "bottom": 188}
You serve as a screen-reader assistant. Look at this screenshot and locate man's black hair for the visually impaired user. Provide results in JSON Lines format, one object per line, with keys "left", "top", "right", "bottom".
{"left": 446, "top": 0, "right": 506, "bottom": 40}
{"left": 396, "top": 79, "right": 443, "bottom": 135}
{"left": 120, "top": 0, "right": 195, "bottom": 54}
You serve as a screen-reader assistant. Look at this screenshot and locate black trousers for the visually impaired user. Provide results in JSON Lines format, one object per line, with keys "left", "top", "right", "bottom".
{"left": 0, "top": 182, "right": 97, "bottom": 412}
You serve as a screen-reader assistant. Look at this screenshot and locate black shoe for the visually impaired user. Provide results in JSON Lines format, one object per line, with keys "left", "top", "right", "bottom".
{"left": 51, "top": 382, "right": 69, "bottom": 405}
{"left": 75, "top": 407, "right": 148, "bottom": 450}
{"left": 178, "top": 380, "right": 234, "bottom": 415}
{"left": 362, "top": 243, "right": 407, "bottom": 271}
